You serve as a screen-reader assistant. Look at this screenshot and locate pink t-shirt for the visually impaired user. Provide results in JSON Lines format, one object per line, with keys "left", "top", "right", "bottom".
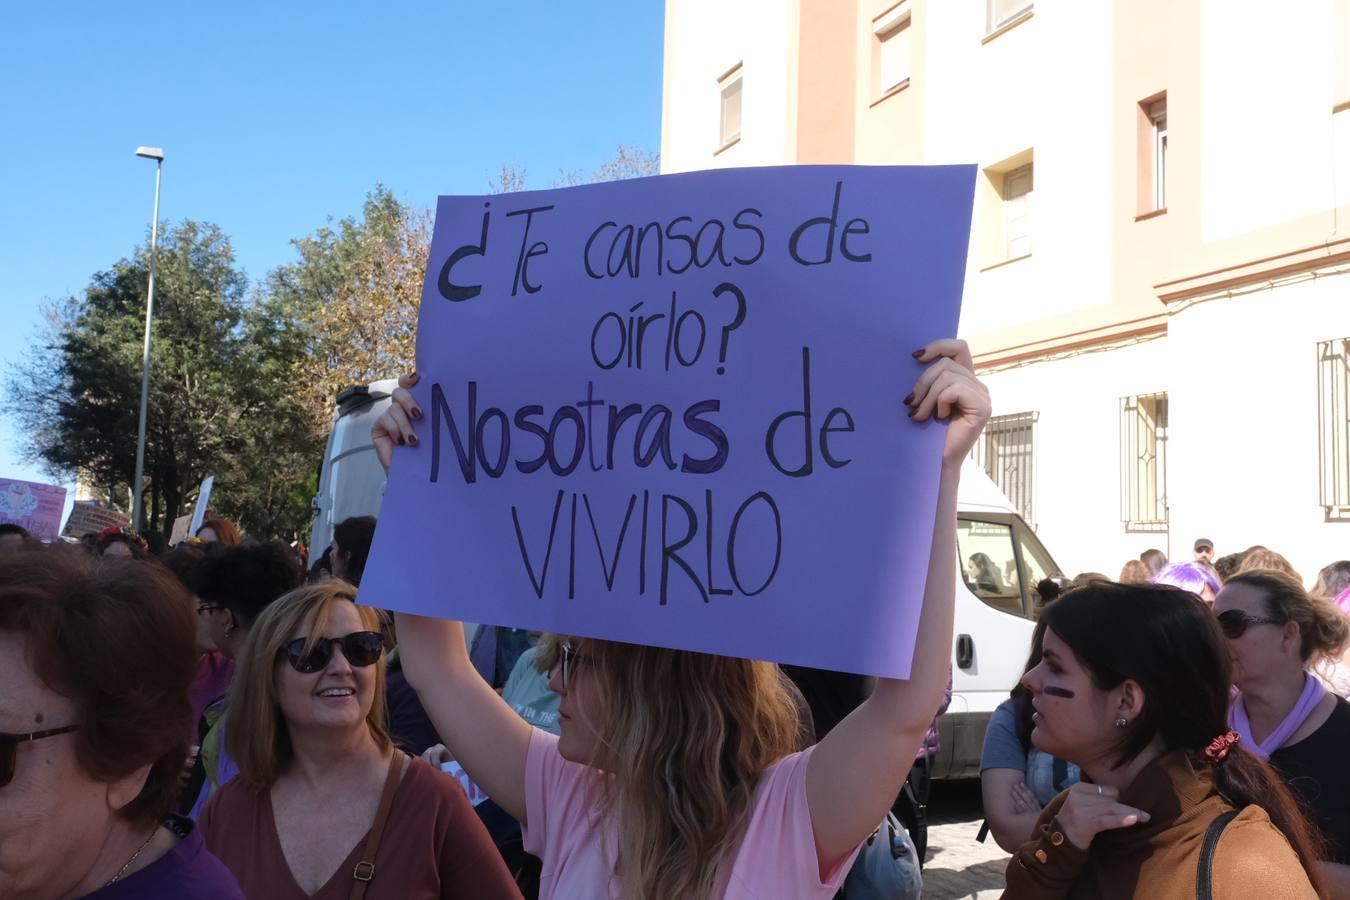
{"left": 522, "top": 729, "right": 860, "bottom": 900}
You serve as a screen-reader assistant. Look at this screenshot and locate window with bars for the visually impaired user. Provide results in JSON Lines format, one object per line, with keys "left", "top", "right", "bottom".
{"left": 972, "top": 411, "right": 1037, "bottom": 527}
{"left": 1318, "top": 339, "right": 1350, "bottom": 520}
{"left": 1121, "top": 392, "right": 1169, "bottom": 530}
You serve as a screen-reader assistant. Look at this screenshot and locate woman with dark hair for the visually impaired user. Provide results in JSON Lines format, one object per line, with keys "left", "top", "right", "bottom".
{"left": 0, "top": 545, "right": 243, "bottom": 898}
{"left": 0, "top": 523, "right": 31, "bottom": 548}
{"left": 373, "top": 339, "right": 990, "bottom": 899}
{"left": 329, "top": 515, "right": 377, "bottom": 587}
{"left": 189, "top": 541, "right": 303, "bottom": 815}
{"left": 199, "top": 582, "right": 520, "bottom": 899}
{"left": 1310, "top": 561, "right": 1350, "bottom": 602}
{"left": 1004, "top": 582, "right": 1325, "bottom": 898}
{"left": 1217, "top": 569, "right": 1350, "bottom": 894}
{"left": 981, "top": 619, "right": 1080, "bottom": 851}
{"left": 196, "top": 518, "right": 242, "bottom": 546}
{"left": 1138, "top": 549, "right": 1167, "bottom": 577}
{"left": 967, "top": 552, "right": 1005, "bottom": 593}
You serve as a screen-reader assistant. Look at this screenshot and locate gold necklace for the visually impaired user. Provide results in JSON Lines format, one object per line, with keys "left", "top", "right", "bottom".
{"left": 104, "top": 828, "right": 159, "bottom": 886}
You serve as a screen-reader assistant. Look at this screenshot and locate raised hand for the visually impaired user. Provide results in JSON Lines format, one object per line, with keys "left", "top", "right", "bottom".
{"left": 906, "top": 339, "right": 991, "bottom": 467}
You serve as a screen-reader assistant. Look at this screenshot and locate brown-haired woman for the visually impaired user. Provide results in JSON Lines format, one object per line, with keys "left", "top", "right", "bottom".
{"left": 0, "top": 544, "right": 244, "bottom": 899}
{"left": 1004, "top": 581, "right": 1325, "bottom": 898}
{"left": 196, "top": 518, "right": 241, "bottom": 546}
{"left": 1217, "top": 569, "right": 1350, "bottom": 895}
{"left": 198, "top": 581, "right": 520, "bottom": 900}
{"left": 372, "top": 339, "right": 990, "bottom": 900}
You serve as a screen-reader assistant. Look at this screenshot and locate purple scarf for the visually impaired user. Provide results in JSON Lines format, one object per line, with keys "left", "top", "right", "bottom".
{"left": 1229, "top": 672, "right": 1326, "bottom": 761}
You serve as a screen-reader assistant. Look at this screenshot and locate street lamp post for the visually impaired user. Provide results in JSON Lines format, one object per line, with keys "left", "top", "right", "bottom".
{"left": 131, "top": 146, "right": 164, "bottom": 533}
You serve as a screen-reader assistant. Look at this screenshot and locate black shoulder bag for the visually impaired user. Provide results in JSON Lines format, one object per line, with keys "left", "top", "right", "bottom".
{"left": 1195, "top": 810, "right": 1239, "bottom": 900}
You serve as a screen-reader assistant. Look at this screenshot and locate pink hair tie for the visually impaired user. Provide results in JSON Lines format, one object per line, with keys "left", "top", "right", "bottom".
{"left": 1204, "top": 730, "right": 1240, "bottom": 764}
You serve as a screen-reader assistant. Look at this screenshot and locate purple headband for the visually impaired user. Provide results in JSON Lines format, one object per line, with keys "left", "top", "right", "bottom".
{"left": 1335, "top": 587, "right": 1350, "bottom": 615}
{"left": 1154, "top": 561, "right": 1222, "bottom": 597}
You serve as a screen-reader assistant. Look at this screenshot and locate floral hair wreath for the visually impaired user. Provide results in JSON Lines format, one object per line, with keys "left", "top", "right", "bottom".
{"left": 95, "top": 525, "right": 148, "bottom": 550}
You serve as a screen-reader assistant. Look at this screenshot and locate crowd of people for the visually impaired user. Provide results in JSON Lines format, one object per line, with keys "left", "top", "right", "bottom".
{"left": 980, "top": 539, "right": 1350, "bottom": 898}
{"left": 3, "top": 340, "right": 1350, "bottom": 899}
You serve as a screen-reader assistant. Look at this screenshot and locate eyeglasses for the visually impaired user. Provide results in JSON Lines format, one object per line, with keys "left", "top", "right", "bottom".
{"left": 558, "top": 641, "right": 592, "bottom": 691}
{"left": 1, "top": 725, "right": 79, "bottom": 788}
{"left": 278, "top": 631, "right": 386, "bottom": 674}
{"left": 1216, "top": 609, "right": 1285, "bottom": 639}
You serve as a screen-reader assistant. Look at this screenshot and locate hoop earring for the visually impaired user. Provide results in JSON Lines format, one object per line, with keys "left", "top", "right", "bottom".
{"left": 1114, "top": 717, "right": 1129, "bottom": 728}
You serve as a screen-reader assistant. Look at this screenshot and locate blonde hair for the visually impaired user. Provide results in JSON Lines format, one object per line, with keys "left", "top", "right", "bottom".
{"left": 576, "top": 640, "right": 801, "bottom": 900}
{"left": 1227, "top": 569, "right": 1350, "bottom": 664}
{"left": 224, "top": 580, "right": 391, "bottom": 788}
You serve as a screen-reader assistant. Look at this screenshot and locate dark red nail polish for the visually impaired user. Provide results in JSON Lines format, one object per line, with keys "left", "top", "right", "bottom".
{"left": 904, "top": 393, "right": 915, "bottom": 406}
{"left": 412, "top": 408, "right": 423, "bottom": 420}
{"left": 907, "top": 408, "right": 917, "bottom": 418}
{"left": 912, "top": 349, "right": 925, "bottom": 359}
{"left": 409, "top": 434, "right": 418, "bottom": 447}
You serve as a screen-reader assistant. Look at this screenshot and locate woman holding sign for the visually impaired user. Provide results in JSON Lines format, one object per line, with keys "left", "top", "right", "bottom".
{"left": 372, "top": 339, "right": 989, "bottom": 900}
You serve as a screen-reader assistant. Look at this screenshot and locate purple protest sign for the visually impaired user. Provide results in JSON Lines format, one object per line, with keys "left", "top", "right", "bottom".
{"left": 361, "top": 165, "right": 974, "bottom": 678}
{"left": 0, "top": 477, "right": 68, "bottom": 541}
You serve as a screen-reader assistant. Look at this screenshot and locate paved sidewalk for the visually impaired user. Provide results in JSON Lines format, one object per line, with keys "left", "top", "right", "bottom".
{"left": 921, "top": 780, "right": 1009, "bottom": 899}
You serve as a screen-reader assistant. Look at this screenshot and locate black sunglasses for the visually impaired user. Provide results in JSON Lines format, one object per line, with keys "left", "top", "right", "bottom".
{"left": 1, "top": 725, "right": 79, "bottom": 788}
{"left": 1216, "top": 609, "right": 1285, "bottom": 639}
{"left": 279, "top": 631, "right": 386, "bottom": 674}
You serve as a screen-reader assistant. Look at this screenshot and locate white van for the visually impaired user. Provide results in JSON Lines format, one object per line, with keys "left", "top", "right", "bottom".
{"left": 312, "top": 381, "right": 1062, "bottom": 779}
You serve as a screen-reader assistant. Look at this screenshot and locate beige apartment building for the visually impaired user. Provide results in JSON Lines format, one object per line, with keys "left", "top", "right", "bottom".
{"left": 662, "top": 0, "right": 1350, "bottom": 582}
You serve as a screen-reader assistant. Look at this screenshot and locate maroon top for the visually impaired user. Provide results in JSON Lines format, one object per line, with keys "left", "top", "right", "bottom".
{"left": 199, "top": 755, "right": 521, "bottom": 900}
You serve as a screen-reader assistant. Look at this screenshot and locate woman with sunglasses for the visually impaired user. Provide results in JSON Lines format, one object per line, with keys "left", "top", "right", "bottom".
{"left": 198, "top": 581, "right": 520, "bottom": 900}
{"left": 0, "top": 544, "right": 244, "bottom": 899}
{"left": 1215, "top": 569, "right": 1350, "bottom": 896}
{"left": 371, "top": 339, "right": 990, "bottom": 900}
{"left": 1005, "top": 581, "right": 1325, "bottom": 898}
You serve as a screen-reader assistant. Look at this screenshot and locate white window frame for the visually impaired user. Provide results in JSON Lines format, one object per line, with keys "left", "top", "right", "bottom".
{"left": 987, "top": 0, "right": 1033, "bottom": 34}
{"left": 718, "top": 66, "right": 743, "bottom": 150}
{"left": 873, "top": 2, "right": 913, "bottom": 96}
{"left": 1150, "top": 100, "right": 1167, "bottom": 211}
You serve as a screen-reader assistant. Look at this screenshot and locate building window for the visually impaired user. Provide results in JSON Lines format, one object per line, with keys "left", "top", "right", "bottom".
{"left": 1149, "top": 99, "right": 1167, "bottom": 210}
{"left": 873, "top": 2, "right": 912, "bottom": 99}
{"left": 1120, "top": 392, "right": 1169, "bottom": 530}
{"left": 718, "top": 65, "right": 743, "bottom": 150}
{"left": 978, "top": 150, "right": 1033, "bottom": 268}
{"left": 1318, "top": 339, "right": 1350, "bottom": 520}
{"left": 987, "top": 0, "right": 1033, "bottom": 34}
{"left": 972, "top": 411, "right": 1037, "bottom": 527}
{"left": 1003, "top": 163, "right": 1033, "bottom": 259}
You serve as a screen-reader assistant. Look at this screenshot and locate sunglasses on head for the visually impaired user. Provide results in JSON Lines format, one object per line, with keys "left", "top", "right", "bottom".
{"left": 1, "top": 725, "right": 79, "bottom": 788}
{"left": 1215, "top": 609, "right": 1285, "bottom": 639}
{"left": 279, "top": 631, "right": 386, "bottom": 674}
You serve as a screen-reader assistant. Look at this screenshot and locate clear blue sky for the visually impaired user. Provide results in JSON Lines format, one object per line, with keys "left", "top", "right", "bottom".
{"left": 0, "top": 1, "right": 665, "bottom": 506}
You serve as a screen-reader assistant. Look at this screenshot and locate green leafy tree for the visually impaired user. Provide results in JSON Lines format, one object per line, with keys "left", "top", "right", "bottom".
{"left": 264, "top": 186, "right": 431, "bottom": 431}
{"left": 7, "top": 221, "right": 320, "bottom": 537}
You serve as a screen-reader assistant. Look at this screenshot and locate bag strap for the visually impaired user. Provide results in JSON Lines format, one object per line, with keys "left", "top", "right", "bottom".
{"left": 1195, "top": 810, "right": 1239, "bottom": 900}
{"left": 349, "top": 752, "right": 405, "bottom": 900}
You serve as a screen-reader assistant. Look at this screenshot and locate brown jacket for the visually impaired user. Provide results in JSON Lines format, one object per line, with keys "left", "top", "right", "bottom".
{"left": 1002, "top": 750, "right": 1317, "bottom": 900}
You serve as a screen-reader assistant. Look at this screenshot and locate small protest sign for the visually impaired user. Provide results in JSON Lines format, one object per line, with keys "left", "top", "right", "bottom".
{"left": 169, "top": 514, "right": 193, "bottom": 546}
{"left": 62, "top": 500, "right": 129, "bottom": 539}
{"left": 0, "top": 478, "right": 67, "bottom": 540}
{"left": 190, "top": 475, "right": 215, "bottom": 535}
{"left": 361, "top": 165, "right": 974, "bottom": 677}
